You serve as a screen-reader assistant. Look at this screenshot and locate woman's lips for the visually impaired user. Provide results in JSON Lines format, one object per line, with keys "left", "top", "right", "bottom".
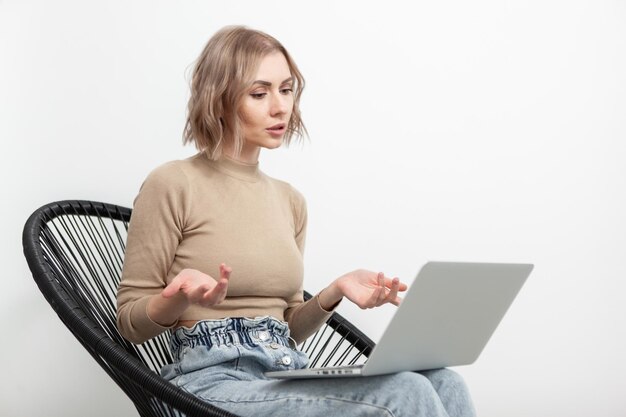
{"left": 266, "top": 124, "right": 286, "bottom": 137}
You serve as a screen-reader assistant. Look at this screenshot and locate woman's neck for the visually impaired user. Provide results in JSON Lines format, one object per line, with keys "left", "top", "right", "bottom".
{"left": 222, "top": 143, "right": 261, "bottom": 164}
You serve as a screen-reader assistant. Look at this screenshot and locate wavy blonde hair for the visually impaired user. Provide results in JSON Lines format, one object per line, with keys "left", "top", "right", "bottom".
{"left": 183, "top": 26, "right": 307, "bottom": 159}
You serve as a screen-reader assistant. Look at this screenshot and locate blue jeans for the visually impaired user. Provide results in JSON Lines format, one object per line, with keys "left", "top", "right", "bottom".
{"left": 161, "top": 316, "right": 476, "bottom": 417}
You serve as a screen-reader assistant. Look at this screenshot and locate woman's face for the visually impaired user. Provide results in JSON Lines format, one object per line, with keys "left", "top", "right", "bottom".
{"left": 238, "top": 52, "right": 294, "bottom": 156}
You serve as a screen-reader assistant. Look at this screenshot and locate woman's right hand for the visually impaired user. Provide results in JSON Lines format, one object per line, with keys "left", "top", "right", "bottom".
{"left": 162, "top": 264, "right": 232, "bottom": 307}
{"left": 147, "top": 264, "right": 232, "bottom": 327}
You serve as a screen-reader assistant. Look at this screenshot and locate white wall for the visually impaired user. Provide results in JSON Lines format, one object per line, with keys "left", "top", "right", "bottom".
{"left": 2, "top": 0, "right": 625, "bottom": 416}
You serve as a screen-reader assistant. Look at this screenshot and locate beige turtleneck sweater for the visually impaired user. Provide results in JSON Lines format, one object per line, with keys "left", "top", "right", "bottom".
{"left": 117, "top": 151, "right": 333, "bottom": 344}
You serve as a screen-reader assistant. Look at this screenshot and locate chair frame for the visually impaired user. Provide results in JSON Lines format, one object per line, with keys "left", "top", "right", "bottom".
{"left": 23, "top": 200, "right": 375, "bottom": 417}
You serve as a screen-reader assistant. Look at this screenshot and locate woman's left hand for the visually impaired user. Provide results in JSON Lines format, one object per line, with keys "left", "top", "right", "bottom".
{"left": 319, "top": 270, "right": 408, "bottom": 311}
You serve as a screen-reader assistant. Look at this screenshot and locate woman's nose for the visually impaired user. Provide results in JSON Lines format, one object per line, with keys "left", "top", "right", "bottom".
{"left": 270, "top": 92, "right": 289, "bottom": 116}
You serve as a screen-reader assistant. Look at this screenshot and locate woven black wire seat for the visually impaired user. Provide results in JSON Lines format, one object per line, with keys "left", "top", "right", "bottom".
{"left": 22, "top": 200, "right": 376, "bottom": 417}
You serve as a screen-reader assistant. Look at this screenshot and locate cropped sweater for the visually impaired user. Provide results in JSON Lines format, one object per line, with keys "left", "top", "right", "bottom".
{"left": 116, "top": 151, "right": 333, "bottom": 344}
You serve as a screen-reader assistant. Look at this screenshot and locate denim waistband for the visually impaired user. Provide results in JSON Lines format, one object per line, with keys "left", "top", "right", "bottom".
{"left": 169, "top": 316, "right": 292, "bottom": 356}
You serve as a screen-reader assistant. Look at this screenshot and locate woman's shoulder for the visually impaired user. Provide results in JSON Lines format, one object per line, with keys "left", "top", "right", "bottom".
{"left": 143, "top": 159, "right": 188, "bottom": 185}
{"left": 143, "top": 152, "right": 208, "bottom": 184}
{"left": 265, "top": 175, "right": 307, "bottom": 210}
{"left": 138, "top": 156, "right": 208, "bottom": 199}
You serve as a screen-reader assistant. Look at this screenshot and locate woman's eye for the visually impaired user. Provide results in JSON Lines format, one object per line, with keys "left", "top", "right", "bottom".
{"left": 250, "top": 92, "right": 266, "bottom": 99}
{"left": 280, "top": 88, "right": 293, "bottom": 95}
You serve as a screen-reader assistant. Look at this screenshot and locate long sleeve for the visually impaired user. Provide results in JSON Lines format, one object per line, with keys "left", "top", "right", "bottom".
{"left": 116, "top": 162, "right": 190, "bottom": 344}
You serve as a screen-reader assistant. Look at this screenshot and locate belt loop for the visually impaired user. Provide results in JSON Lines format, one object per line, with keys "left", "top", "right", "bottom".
{"left": 288, "top": 336, "right": 298, "bottom": 349}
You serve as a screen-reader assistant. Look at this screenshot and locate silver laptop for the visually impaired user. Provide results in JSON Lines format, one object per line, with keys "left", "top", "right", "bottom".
{"left": 265, "top": 261, "right": 533, "bottom": 379}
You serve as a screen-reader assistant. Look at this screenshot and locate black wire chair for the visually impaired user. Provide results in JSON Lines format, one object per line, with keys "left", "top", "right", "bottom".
{"left": 23, "top": 200, "right": 376, "bottom": 417}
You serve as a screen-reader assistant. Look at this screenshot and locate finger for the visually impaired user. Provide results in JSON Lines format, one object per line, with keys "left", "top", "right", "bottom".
{"left": 199, "top": 288, "right": 219, "bottom": 305}
{"left": 201, "top": 278, "right": 229, "bottom": 305}
{"left": 185, "top": 281, "right": 212, "bottom": 303}
{"left": 390, "top": 294, "right": 404, "bottom": 306}
{"left": 385, "top": 277, "right": 400, "bottom": 305}
{"left": 375, "top": 272, "right": 387, "bottom": 306}
{"left": 213, "top": 272, "right": 231, "bottom": 303}
{"left": 382, "top": 277, "right": 408, "bottom": 292}
{"left": 364, "top": 275, "right": 384, "bottom": 308}
{"left": 216, "top": 264, "right": 231, "bottom": 302}
{"left": 363, "top": 288, "right": 379, "bottom": 308}
{"left": 220, "top": 263, "right": 232, "bottom": 279}
{"left": 201, "top": 267, "right": 231, "bottom": 305}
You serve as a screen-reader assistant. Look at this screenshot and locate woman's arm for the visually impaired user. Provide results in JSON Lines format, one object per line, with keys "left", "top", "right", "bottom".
{"left": 117, "top": 162, "right": 231, "bottom": 343}
{"left": 283, "top": 271, "right": 407, "bottom": 345}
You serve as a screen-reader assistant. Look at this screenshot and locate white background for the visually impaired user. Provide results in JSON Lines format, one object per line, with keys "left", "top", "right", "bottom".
{"left": 2, "top": 1, "right": 625, "bottom": 416}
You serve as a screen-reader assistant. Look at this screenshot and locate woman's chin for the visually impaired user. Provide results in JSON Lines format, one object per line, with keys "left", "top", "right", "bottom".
{"left": 263, "top": 137, "right": 284, "bottom": 149}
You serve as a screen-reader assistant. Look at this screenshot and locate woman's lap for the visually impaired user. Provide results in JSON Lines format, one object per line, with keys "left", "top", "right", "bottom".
{"left": 162, "top": 317, "right": 475, "bottom": 417}
{"left": 176, "top": 369, "right": 456, "bottom": 417}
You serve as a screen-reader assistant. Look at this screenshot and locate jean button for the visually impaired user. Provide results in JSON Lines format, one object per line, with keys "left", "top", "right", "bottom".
{"left": 258, "top": 331, "right": 269, "bottom": 341}
{"left": 270, "top": 342, "right": 279, "bottom": 349}
{"left": 281, "top": 356, "right": 292, "bottom": 366}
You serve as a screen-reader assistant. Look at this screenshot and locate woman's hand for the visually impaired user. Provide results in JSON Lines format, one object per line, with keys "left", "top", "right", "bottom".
{"left": 162, "top": 264, "right": 232, "bottom": 307}
{"left": 319, "top": 269, "right": 408, "bottom": 311}
{"left": 147, "top": 264, "right": 231, "bottom": 327}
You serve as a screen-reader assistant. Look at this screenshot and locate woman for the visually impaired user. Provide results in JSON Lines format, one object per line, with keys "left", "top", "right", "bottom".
{"left": 117, "top": 25, "right": 475, "bottom": 417}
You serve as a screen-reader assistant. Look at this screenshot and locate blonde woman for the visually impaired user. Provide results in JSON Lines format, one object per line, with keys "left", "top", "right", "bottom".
{"left": 117, "top": 25, "right": 475, "bottom": 417}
